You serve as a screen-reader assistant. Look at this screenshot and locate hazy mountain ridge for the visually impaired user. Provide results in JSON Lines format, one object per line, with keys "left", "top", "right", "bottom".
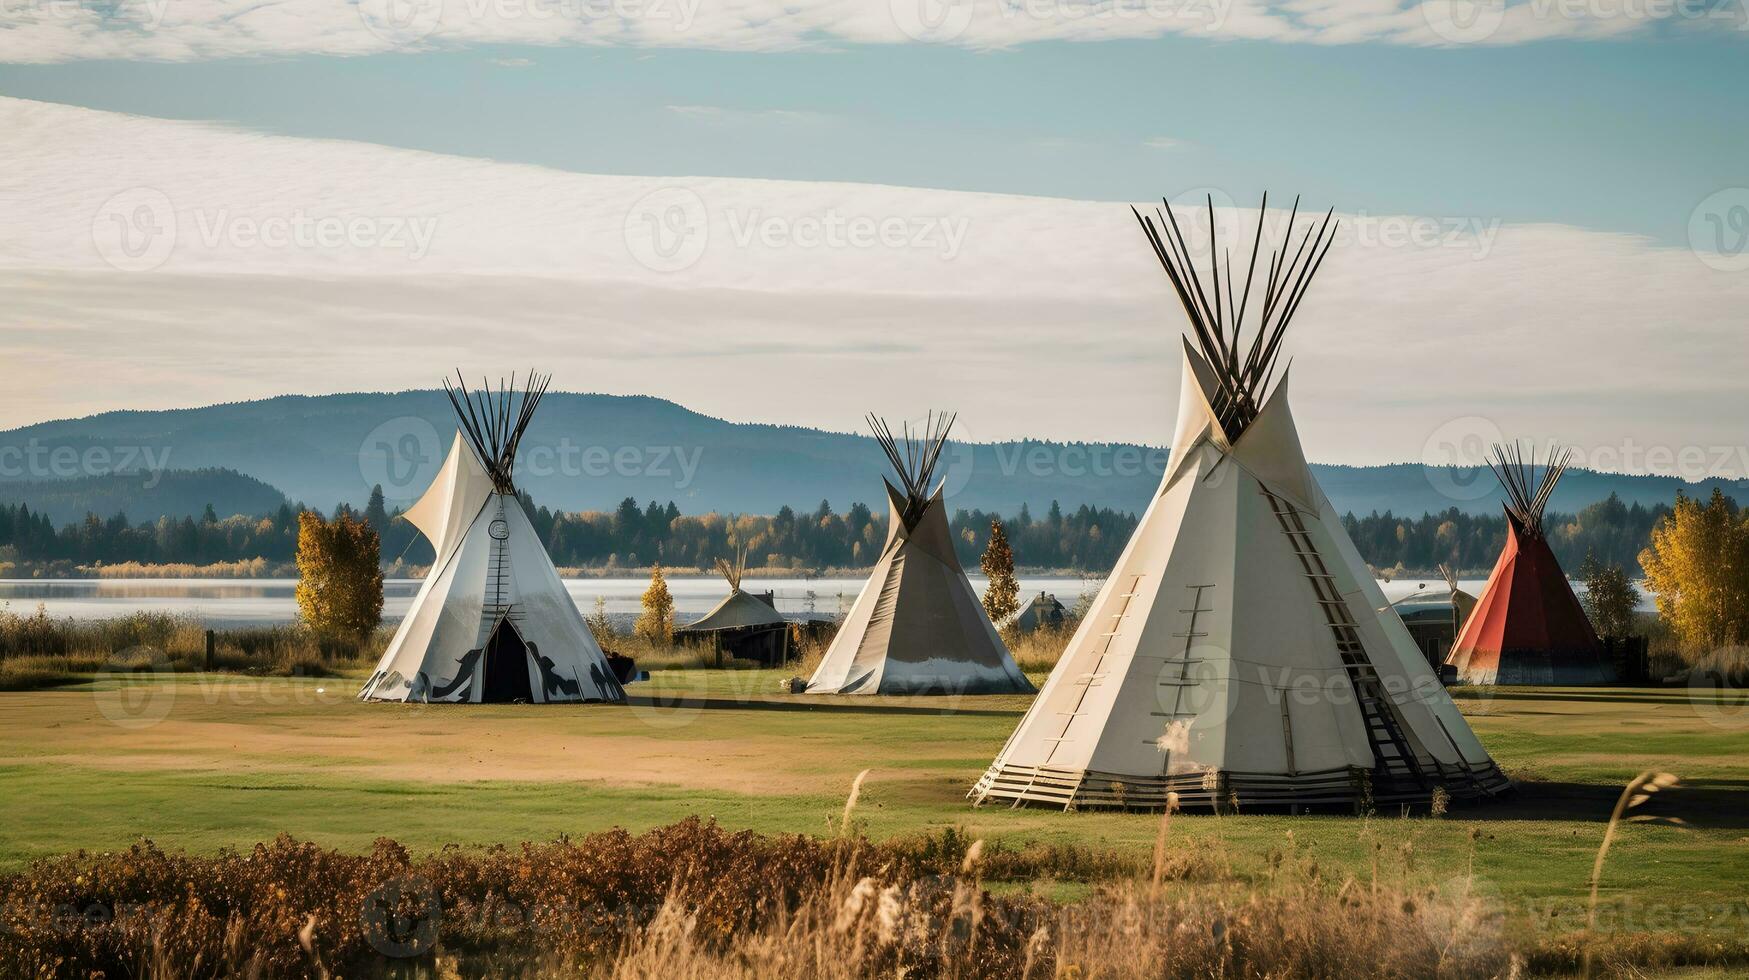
{"left": 1, "top": 392, "right": 1743, "bottom": 523}
{"left": 0, "top": 468, "right": 288, "bottom": 526}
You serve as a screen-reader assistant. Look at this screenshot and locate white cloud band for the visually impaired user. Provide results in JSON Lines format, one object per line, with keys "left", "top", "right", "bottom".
{"left": 2, "top": 96, "right": 1746, "bottom": 476}
{"left": 0, "top": 0, "right": 1744, "bottom": 64}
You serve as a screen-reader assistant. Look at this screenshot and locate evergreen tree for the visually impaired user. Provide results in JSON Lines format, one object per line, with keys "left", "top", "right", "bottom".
{"left": 364, "top": 485, "right": 389, "bottom": 534}
{"left": 980, "top": 518, "right": 1021, "bottom": 625}
{"left": 585, "top": 595, "right": 617, "bottom": 649}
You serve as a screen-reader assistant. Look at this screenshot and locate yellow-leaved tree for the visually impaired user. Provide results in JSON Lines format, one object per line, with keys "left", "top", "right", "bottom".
{"left": 636, "top": 562, "right": 674, "bottom": 646}
{"left": 1638, "top": 488, "right": 1749, "bottom": 651}
{"left": 295, "top": 510, "right": 384, "bottom": 643}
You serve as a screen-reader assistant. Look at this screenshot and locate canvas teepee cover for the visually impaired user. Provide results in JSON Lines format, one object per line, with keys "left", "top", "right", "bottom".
{"left": 1445, "top": 445, "right": 1610, "bottom": 685}
{"left": 806, "top": 415, "right": 1035, "bottom": 696}
{"left": 360, "top": 374, "right": 626, "bottom": 704}
{"left": 681, "top": 550, "right": 787, "bottom": 634}
{"left": 972, "top": 196, "right": 1506, "bottom": 810}
{"left": 677, "top": 549, "right": 791, "bottom": 664}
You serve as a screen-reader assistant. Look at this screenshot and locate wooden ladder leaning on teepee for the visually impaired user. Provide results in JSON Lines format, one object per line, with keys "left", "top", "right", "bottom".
{"left": 481, "top": 498, "right": 523, "bottom": 631}
{"left": 1259, "top": 487, "right": 1428, "bottom": 791}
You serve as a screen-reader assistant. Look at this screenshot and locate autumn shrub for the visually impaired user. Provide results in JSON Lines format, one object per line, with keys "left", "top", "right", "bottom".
{"left": 1004, "top": 622, "right": 1076, "bottom": 675}
{"left": 0, "top": 608, "right": 386, "bottom": 689}
{"left": 6, "top": 819, "right": 1747, "bottom": 979}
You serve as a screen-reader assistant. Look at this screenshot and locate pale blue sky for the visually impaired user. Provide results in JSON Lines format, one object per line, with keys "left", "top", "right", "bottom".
{"left": 2, "top": 31, "right": 1743, "bottom": 243}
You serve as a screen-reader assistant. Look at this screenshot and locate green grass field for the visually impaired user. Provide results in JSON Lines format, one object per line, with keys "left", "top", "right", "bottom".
{"left": 2, "top": 669, "right": 1746, "bottom": 942}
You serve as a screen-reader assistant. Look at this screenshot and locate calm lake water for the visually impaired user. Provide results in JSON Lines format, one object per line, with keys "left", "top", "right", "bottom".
{"left": 0, "top": 574, "right": 1608, "bottom": 627}
{"left": 0, "top": 576, "right": 1099, "bottom": 627}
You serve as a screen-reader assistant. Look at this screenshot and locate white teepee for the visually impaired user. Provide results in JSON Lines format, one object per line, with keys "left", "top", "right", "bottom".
{"left": 806, "top": 415, "right": 1035, "bottom": 696}
{"left": 359, "top": 374, "right": 626, "bottom": 705}
{"left": 971, "top": 197, "right": 1505, "bottom": 810}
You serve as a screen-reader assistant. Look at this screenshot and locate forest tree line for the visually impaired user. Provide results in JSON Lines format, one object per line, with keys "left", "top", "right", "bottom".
{"left": 0, "top": 489, "right": 1677, "bottom": 576}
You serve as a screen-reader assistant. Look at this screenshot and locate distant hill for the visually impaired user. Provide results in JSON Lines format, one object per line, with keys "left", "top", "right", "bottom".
{"left": 1, "top": 392, "right": 1743, "bottom": 521}
{"left": 0, "top": 468, "right": 287, "bottom": 526}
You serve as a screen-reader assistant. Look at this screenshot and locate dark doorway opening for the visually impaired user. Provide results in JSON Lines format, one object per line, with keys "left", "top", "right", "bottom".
{"left": 481, "top": 618, "right": 535, "bottom": 703}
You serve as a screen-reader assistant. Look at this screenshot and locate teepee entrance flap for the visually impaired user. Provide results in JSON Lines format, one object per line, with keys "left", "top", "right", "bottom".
{"left": 481, "top": 617, "right": 536, "bottom": 704}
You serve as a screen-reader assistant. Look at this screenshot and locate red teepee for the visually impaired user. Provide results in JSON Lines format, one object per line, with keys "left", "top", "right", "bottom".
{"left": 1445, "top": 444, "right": 1611, "bottom": 685}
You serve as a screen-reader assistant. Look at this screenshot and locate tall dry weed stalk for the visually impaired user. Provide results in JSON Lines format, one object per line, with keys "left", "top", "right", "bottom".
{"left": 840, "top": 769, "right": 870, "bottom": 837}
{"left": 1149, "top": 791, "right": 1180, "bottom": 895}
{"left": 1583, "top": 770, "right": 1681, "bottom": 979}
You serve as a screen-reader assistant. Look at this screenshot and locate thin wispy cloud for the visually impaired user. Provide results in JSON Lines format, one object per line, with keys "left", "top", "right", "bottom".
{"left": 0, "top": 0, "right": 1741, "bottom": 64}
{"left": 665, "top": 104, "right": 834, "bottom": 124}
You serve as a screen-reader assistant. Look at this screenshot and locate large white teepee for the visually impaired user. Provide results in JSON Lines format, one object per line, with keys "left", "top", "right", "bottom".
{"left": 360, "top": 374, "right": 626, "bottom": 705}
{"left": 807, "top": 415, "right": 1035, "bottom": 696}
{"left": 972, "top": 197, "right": 1506, "bottom": 810}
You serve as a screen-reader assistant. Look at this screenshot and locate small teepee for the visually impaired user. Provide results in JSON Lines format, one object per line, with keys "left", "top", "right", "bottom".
{"left": 972, "top": 195, "right": 1506, "bottom": 810}
{"left": 806, "top": 414, "right": 1035, "bottom": 696}
{"left": 360, "top": 372, "right": 626, "bottom": 704}
{"left": 677, "top": 546, "right": 791, "bottom": 664}
{"left": 1445, "top": 444, "right": 1610, "bottom": 685}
